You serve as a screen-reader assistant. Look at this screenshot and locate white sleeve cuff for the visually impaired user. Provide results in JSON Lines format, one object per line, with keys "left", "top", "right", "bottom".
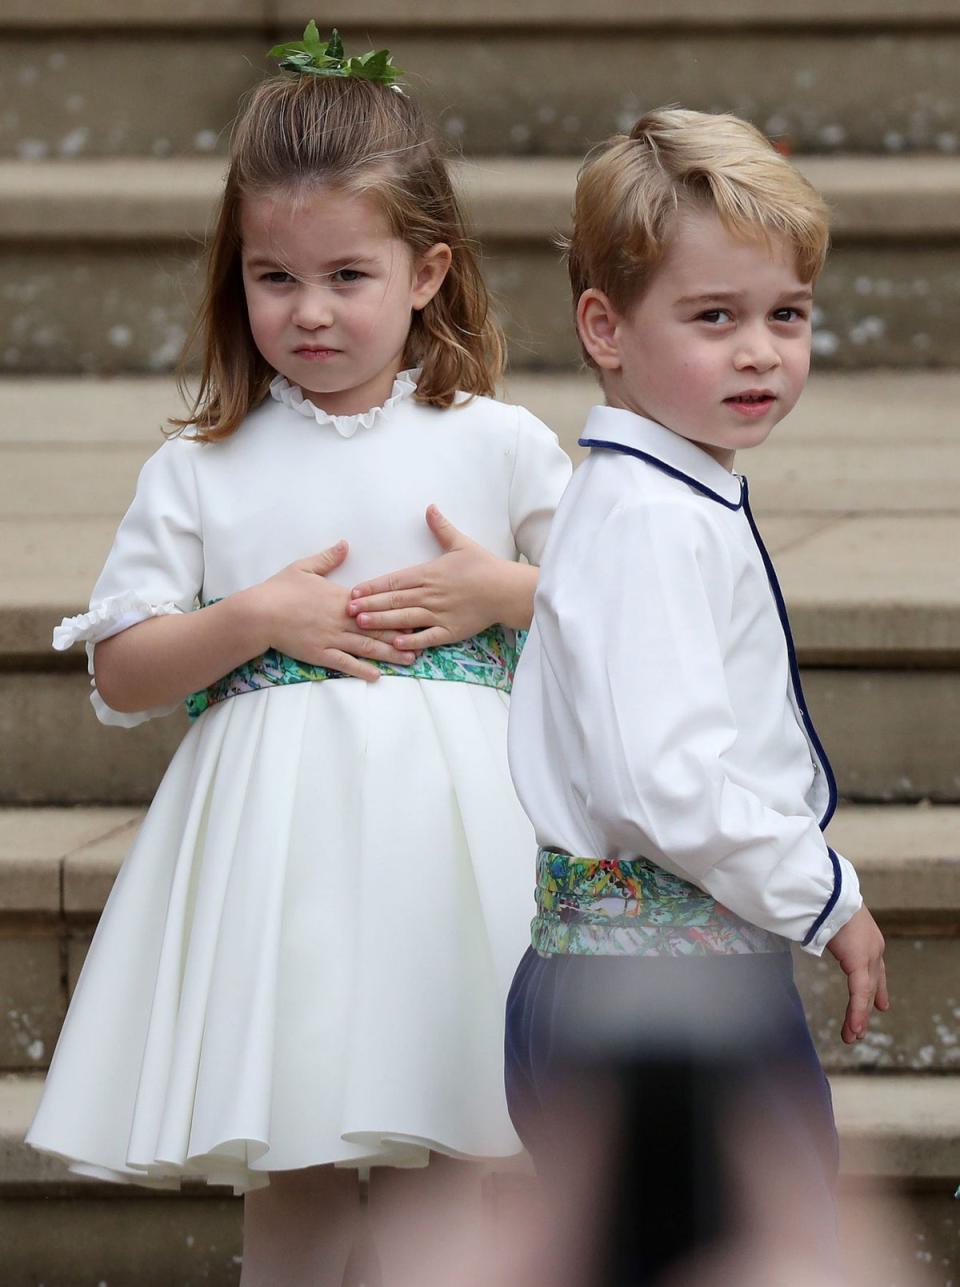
{"left": 53, "top": 591, "right": 180, "bottom": 652}
{"left": 799, "top": 850, "right": 863, "bottom": 956}
{"left": 88, "top": 683, "right": 183, "bottom": 729}
{"left": 53, "top": 593, "right": 184, "bottom": 728}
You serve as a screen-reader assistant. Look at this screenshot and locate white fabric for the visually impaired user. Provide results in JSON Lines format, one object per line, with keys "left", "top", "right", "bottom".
{"left": 268, "top": 367, "right": 418, "bottom": 438}
{"left": 54, "top": 592, "right": 185, "bottom": 727}
{"left": 508, "top": 405, "right": 862, "bottom": 958}
{"left": 27, "top": 375, "right": 572, "bottom": 1191}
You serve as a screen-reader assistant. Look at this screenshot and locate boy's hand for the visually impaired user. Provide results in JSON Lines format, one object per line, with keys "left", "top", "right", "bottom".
{"left": 348, "top": 506, "right": 528, "bottom": 647}
{"left": 247, "top": 541, "right": 416, "bottom": 682}
{"left": 825, "top": 906, "right": 889, "bottom": 1045}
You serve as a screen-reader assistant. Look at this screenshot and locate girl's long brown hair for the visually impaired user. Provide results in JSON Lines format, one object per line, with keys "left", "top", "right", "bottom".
{"left": 172, "top": 75, "right": 504, "bottom": 441}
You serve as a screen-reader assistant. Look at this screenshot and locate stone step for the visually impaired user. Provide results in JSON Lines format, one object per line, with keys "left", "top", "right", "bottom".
{"left": 792, "top": 805, "right": 960, "bottom": 1073}
{"left": 3, "top": 369, "right": 959, "bottom": 802}
{"left": 2, "top": 4, "right": 960, "bottom": 162}
{"left": 6, "top": 375, "right": 960, "bottom": 663}
{"left": 9, "top": 1, "right": 960, "bottom": 25}
{"left": 1, "top": 156, "right": 959, "bottom": 372}
{"left": 1, "top": 803, "right": 957, "bottom": 1074}
{"left": 9, "top": 666, "right": 957, "bottom": 804}
{"left": 0, "top": 1071, "right": 242, "bottom": 1285}
{"left": 1, "top": 1069, "right": 957, "bottom": 1286}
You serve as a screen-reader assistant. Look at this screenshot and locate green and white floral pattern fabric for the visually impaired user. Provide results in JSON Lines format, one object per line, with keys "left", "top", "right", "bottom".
{"left": 186, "top": 617, "right": 524, "bottom": 719}
{"left": 532, "top": 847, "right": 788, "bottom": 957}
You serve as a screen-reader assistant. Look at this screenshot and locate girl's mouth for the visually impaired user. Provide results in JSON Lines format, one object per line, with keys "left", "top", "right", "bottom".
{"left": 295, "top": 347, "right": 340, "bottom": 359}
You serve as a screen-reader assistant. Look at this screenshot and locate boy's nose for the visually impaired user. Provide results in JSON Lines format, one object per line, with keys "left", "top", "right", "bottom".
{"left": 733, "top": 328, "right": 781, "bottom": 372}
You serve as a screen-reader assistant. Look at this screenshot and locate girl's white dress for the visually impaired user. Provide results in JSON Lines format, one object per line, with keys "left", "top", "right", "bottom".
{"left": 26, "top": 372, "right": 572, "bottom": 1191}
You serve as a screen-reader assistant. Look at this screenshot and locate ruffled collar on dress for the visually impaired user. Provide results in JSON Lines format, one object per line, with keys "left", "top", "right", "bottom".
{"left": 268, "top": 368, "right": 418, "bottom": 438}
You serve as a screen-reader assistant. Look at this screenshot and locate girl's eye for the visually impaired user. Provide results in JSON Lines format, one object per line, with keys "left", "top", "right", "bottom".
{"left": 698, "top": 309, "right": 733, "bottom": 324}
{"left": 263, "top": 271, "right": 294, "bottom": 284}
{"left": 332, "top": 268, "right": 364, "bottom": 285}
{"left": 772, "top": 307, "right": 806, "bottom": 323}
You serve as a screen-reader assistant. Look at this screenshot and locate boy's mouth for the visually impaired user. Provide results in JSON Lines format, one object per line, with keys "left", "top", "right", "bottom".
{"left": 724, "top": 390, "right": 776, "bottom": 417}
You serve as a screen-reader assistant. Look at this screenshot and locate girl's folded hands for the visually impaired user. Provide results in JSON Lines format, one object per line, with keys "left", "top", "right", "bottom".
{"left": 348, "top": 505, "right": 538, "bottom": 649}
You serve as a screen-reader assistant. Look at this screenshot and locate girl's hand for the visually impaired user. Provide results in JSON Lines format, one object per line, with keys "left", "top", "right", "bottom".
{"left": 247, "top": 541, "right": 416, "bottom": 682}
{"left": 826, "top": 905, "right": 889, "bottom": 1045}
{"left": 348, "top": 506, "right": 538, "bottom": 649}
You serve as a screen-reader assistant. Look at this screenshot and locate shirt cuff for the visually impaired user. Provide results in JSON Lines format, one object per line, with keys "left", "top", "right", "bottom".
{"left": 800, "top": 849, "right": 863, "bottom": 956}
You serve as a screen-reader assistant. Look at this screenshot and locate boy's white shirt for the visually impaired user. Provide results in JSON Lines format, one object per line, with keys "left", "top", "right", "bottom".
{"left": 508, "top": 404, "right": 862, "bottom": 957}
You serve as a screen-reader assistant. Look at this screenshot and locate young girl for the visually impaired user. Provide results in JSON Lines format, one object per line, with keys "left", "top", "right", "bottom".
{"left": 27, "top": 30, "right": 571, "bottom": 1285}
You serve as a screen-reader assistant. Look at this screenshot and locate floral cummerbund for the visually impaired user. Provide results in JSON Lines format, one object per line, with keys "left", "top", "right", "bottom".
{"left": 186, "top": 620, "right": 524, "bottom": 720}
{"left": 532, "top": 847, "right": 788, "bottom": 957}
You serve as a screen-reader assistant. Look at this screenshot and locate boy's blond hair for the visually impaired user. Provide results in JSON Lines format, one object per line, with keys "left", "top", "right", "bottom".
{"left": 567, "top": 109, "right": 830, "bottom": 362}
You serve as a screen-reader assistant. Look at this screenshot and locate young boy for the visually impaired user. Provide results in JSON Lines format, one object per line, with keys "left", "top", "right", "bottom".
{"left": 505, "top": 109, "right": 888, "bottom": 1268}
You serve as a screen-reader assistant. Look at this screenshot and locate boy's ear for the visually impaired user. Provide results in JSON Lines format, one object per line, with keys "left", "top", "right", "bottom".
{"left": 411, "top": 242, "right": 453, "bottom": 309}
{"left": 576, "top": 289, "right": 623, "bottom": 370}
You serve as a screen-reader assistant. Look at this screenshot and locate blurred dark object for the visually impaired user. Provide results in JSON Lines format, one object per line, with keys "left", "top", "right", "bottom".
{"left": 507, "top": 949, "right": 841, "bottom": 1287}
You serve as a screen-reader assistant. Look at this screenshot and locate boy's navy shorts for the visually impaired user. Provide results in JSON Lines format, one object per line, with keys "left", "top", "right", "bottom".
{"left": 505, "top": 945, "right": 840, "bottom": 1271}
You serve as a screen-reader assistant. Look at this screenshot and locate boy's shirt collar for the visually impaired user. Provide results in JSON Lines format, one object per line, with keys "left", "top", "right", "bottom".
{"left": 579, "top": 405, "right": 745, "bottom": 509}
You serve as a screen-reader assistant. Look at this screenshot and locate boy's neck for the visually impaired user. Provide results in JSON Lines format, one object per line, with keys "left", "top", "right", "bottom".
{"left": 603, "top": 393, "right": 737, "bottom": 473}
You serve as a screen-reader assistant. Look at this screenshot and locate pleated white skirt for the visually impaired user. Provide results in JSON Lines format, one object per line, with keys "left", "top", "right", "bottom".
{"left": 27, "top": 677, "right": 535, "bottom": 1191}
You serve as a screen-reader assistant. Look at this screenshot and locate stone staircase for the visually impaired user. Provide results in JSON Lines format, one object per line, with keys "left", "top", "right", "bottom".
{"left": 2, "top": 2, "right": 959, "bottom": 1284}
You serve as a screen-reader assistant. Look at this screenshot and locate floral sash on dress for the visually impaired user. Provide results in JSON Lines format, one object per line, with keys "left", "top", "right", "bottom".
{"left": 186, "top": 619, "right": 523, "bottom": 720}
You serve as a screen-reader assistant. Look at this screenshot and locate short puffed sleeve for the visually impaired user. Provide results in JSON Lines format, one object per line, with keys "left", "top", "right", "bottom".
{"left": 52, "top": 438, "right": 204, "bottom": 727}
{"left": 508, "top": 406, "right": 573, "bottom": 565}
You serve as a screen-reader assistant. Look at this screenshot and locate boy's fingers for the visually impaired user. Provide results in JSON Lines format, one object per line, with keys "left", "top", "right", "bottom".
{"left": 844, "top": 965, "right": 874, "bottom": 1040}
{"left": 875, "top": 963, "right": 891, "bottom": 1013}
{"left": 841, "top": 1000, "right": 871, "bottom": 1045}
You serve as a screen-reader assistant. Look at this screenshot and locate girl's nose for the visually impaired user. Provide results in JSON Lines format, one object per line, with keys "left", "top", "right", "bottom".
{"left": 291, "top": 285, "right": 334, "bottom": 330}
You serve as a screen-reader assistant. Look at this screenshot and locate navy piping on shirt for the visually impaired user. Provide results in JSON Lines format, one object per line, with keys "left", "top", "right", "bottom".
{"left": 581, "top": 437, "right": 843, "bottom": 944}
{"left": 739, "top": 477, "right": 839, "bottom": 830}
{"left": 579, "top": 438, "right": 744, "bottom": 510}
{"left": 803, "top": 848, "right": 843, "bottom": 948}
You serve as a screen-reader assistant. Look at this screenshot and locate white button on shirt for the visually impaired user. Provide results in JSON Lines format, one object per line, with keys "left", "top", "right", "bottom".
{"left": 508, "top": 406, "right": 862, "bottom": 956}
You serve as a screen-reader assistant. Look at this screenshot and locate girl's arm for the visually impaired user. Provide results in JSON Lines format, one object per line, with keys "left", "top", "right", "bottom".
{"left": 348, "top": 505, "right": 537, "bottom": 649}
{"left": 95, "top": 542, "right": 416, "bottom": 713}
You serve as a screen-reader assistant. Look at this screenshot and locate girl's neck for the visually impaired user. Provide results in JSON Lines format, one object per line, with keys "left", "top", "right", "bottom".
{"left": 295, "top": 359, "right": 407, "bottom": 419}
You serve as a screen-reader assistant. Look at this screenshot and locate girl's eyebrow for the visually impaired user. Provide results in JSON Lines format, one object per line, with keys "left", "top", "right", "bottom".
{"left": 243, "top": 253, "right": 378, "bottom": 270}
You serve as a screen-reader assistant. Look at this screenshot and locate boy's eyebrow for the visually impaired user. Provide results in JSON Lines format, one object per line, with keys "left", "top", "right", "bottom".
{"left": 675, "top": 286, "right": 814, "bottom": 305}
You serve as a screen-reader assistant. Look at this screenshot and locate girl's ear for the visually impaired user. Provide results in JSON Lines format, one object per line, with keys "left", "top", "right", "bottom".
{"left": 411, "top": 243, "right": 453, "bottom": 309}
{"left": 577, "top": 289, "right": 623, "bottom": 370}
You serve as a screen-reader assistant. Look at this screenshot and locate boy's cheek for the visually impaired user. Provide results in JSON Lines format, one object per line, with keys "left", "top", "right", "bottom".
{"left": 673, "top": 355, "right": 719, "bottom": 399}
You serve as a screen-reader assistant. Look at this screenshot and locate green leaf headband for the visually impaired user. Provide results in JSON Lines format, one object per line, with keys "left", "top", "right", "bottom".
{"left": 268, "top": 22, "right": 404, "bottom": 88}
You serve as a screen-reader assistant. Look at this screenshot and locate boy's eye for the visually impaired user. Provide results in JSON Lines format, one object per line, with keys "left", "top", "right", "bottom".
{"left": 698, "top": 309, "right": 733, "bottom": 324}
{"left": 772, "top": 306, "right": 806, "bottom": 323}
